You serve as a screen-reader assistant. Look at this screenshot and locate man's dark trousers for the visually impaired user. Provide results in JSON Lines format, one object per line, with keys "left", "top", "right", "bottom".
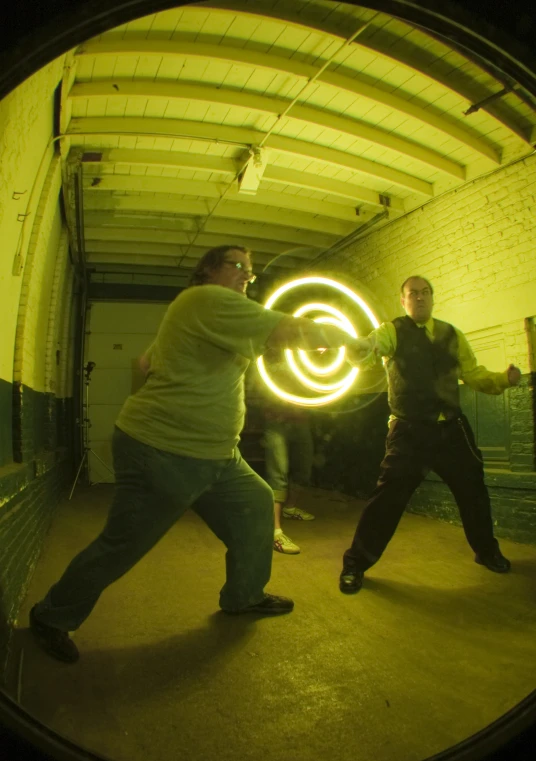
{"left": 344, "top": 414, "right": 499, "bottom": 570}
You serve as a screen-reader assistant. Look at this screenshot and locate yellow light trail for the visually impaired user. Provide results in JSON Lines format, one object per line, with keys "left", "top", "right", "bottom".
{"left": 257, "top": 276, "right": 380, "bottom": 407}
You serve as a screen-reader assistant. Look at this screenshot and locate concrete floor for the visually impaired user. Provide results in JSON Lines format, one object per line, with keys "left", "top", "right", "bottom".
{"left": 10, "top": 485, "right": 536, "bottom": 761}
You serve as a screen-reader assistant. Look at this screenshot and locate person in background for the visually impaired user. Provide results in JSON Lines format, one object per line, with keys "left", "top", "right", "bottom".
{"left": 29, "top": 245, "right": 367, "bottom": 663}
{"left": 264, "top": 398, "right": 315, "bottom": 555}
{"left": 340, "top": 275, "right": 521, "bottom": 594}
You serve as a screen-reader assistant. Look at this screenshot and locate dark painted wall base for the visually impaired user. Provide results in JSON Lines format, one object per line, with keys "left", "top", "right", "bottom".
{"left": 0, "top": 378, "right": 13, "bottom": 467}
{"left": 0, "top": 451, "right": 72, "bottom": 687}
{"left": 1, "top": 380, "right": 75, "bottom": 687}
{"left": 409, "top": 471, "right": 536, "bottom": 546}
{"left": 12, "top": 384, "right": 74, "bottom": 463}
{"left": 311, "top": 392, "right": 536, "bottom": 546}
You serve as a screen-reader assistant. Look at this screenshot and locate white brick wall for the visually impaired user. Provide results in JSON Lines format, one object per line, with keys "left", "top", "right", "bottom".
{"left": 323, "top": 153, "right": 536, "bottom": 374}
{"left": 0, "top": 56, "right": 65, "bottom": 383}
{"left": 13, "top": 156, "right": 63, "bottom": 392}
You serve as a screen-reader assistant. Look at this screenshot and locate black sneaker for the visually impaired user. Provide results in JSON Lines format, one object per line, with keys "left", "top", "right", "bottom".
{"left": 223, "top": 594, "right": 294, "bottom": 615}
{"left": 29, "top": 605, "right": 79, "bottom": 663}
{"left": 339, "top": 566, "right": 364, "bottom": 594}
{"left": 475, "top": 551, "right": 511, "bottom": 573}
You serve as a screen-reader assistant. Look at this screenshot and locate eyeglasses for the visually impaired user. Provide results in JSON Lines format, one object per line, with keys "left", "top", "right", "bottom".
{"left": 406, "top": 288, "right": 431, "bottom": 298}
{"left": 223, "top": 260, "right": 257, "bottom": 283}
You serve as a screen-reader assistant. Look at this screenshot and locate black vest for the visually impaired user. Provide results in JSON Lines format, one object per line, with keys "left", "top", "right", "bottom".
{"left": 387, "top": 316, "right": 461, "bottom": 423}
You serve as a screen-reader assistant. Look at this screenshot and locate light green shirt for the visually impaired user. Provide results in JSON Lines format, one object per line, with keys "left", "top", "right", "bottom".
{"left": 116, "top": 285, "right": 285, "bottom": 458}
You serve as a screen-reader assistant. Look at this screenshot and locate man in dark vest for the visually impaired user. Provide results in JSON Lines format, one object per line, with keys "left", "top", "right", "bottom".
{"left": 340, "top": 275, "right": 521, "bottom": 593}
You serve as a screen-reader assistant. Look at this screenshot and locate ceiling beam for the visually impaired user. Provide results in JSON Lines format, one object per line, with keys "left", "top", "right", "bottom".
{"left": 264, "top": 166, "right": 404, "bottom": 212}
{"left": 86, "top": 247, "right": 300, "bottom": 268}
{"left": 83, "top": 212, "right": 340, "bottom": 249}
{"left": 75, "top": 38, "right": 316, "bottom": 77}
{"left": 195, "top": 4, "right": 531, "bottom": 143}
{"left": 84, "top": 227, "right": 305, "bottom": 257}
{"left": 202, "top": 219, "right": 337, "bottom": 250}
{"left": 84, "top": 212, "right": 199, "bottom": 233}
{"left": 68, "top": 79, "right": 282, "bottom": 115}
{"left": 68, "top": 116, "right": 258, "bottom": 147}
{"left": 318, "top": 70, "right": 501, "bottom": 164}
{"left": 68, "top": 118, "right": 433, "bottom": 195}
{"left": 73, "top": 44, "right": 503, "bottom": 162}
{"left": 88, "top": 262, "right": 189, "bottom": 277}
{"left": 82, "top": 173, "right": 373, "bottom": 223}
{"left": 290, "top": 103, "right": 465, "bottom": 179}
{"left": 86, "top": 240, "right": 191, "bottom": 258}
{"left": 88, "top": 262, "right": 295, "bottom": 283}
{"left": 83, "top": 174, "right": 225, "bottom": 199}
{"left": 72, "top": 147, "right": 403, "bottom": 211}
{"left": 86, "top": 252, "right": 200, "bottom": 268}
{"left": 266, "top": 134, "right": 433, "bottom": 195}
{"left": 82, "top": 193, "right": 358, "bottom": 236}
{"left": 75, "top": 147, "right": 241, "bottom": 174}
{"left": 87, "top": 252, "right": 292, "bottom": 281}
{"left": 69, "top": 80, "right": 466, "bottom": 178}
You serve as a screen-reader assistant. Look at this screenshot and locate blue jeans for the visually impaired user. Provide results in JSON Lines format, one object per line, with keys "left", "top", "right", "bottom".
{"left": 35, "top": 427, "right": 275, "bottom": 630}
{"left": 263, "top": 420, "right": 314, "bottom": 503}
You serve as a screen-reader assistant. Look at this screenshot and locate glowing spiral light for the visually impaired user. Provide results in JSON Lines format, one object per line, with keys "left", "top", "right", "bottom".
{"left": 257, "top": 276, "right": 380, "bottom": 407}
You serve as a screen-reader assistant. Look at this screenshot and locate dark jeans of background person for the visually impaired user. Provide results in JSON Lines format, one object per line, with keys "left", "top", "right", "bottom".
{"left": 34, "top": 427, "right": 275, "bottom": 630}
{"left": 264, "top": 419, "right": 314, "bottom": 503}
{"left": 344, "top": 415, "right": 499, "bottom": 571}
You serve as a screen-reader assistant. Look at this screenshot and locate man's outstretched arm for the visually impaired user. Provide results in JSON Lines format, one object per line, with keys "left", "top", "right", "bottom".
{"left": 457, "top": 329, "right": 521, "bottom": 393}
{"left": 265, "top": 315, "right": 370, "bottom": 357}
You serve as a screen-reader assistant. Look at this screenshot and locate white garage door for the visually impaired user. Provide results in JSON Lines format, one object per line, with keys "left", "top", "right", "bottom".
{"left": 84, "top": 301, "right": 170, "bottom": 483}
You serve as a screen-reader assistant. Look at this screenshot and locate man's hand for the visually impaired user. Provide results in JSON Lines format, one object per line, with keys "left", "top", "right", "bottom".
{"left": 139, "top": 353, "right": 151, "bottom": 377}
{"left": 346, "top": 337, "right": 373, "bottom": 366}
{"left": 506, "top": 364, "right": 521, "bottom": 386}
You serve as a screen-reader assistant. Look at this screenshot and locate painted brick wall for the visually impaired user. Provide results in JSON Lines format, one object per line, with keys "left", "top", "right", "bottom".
{"left": 13, "top": 155, "right": 63, "bottom": 395}
{"left": 0, "top": 380, "right": 12, "bottom": 468}
{"left": 0, "top": 56, "right": 65, "bottom": 384}
{"left": 0, "top": 454, "right": 71, "bottom": 684}
{"left": 0, "top": 56, "right": 78, "bottom": 683}
{"left": 0, "top": 56, "right": 65, "bottom": 466}
{"left": 315, "top": 153, "right": 536, "bottom": 542}
{"left": 409, "top": 471, "right": 536, "bottom": 546}
{"left": 321, "top": 153, "right": 536, "bottom": 343}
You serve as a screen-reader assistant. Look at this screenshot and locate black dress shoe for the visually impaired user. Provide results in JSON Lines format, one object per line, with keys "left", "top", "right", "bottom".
{"left": 223, "top": 594, "right": 294, "bottom": 615}
{"left": 475, "top": 551, "right": 511, "bottom": 573}
{"left": 339, "top": 567, "right": 364, "bottom": 594}
{"left": 29, "top": 606, "right": 79, "bottom": 663}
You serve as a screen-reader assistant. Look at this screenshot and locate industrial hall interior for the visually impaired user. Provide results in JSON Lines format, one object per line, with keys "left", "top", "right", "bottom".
{"left": 0, "top": 2, "right": 536, "bottom": 761}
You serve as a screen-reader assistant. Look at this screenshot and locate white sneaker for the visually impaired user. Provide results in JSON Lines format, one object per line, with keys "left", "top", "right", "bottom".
{"left": 273, "top": 532, "right": 300, "bottom": 554}
{"left": 282, "top": 506, "right": 315, "bottom": 521}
